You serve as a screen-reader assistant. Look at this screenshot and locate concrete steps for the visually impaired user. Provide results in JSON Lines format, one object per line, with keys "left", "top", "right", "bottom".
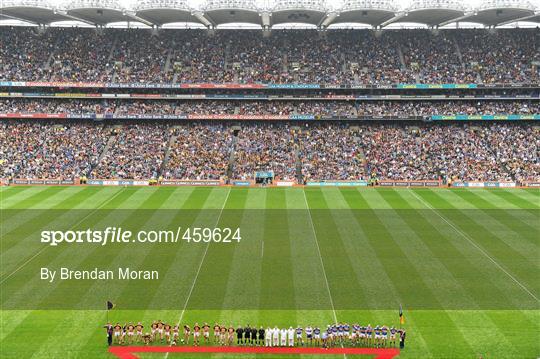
{"left": 89, "top": 126, "right": 118, "bottom": 178}
{"left": 227, "top": 128, "right": 240, "bottom": 180}
{"left": 158, "top": 128, "right": 178, "bottom": 177}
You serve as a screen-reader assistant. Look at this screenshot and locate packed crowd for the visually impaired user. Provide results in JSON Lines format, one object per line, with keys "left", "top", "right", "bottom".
{"left": 298, "top": 124, "right": 366, "bottom": 181}
{"left": 106, "top": 321, "right": 405, "bottom": 349}
{"left": 233, "top": 124, "right": 297, "bottom": 180}
{"left": 401, "top": 30, "right": 476, "bottom": 84}
{"left": 1, "top": 27, "right": 537, "bottom": 85}
{"left": 164, "top": 124, "right": 233, "bottom": 180}
{"left": 1, "top": 121, "right": 537, "bottom": 183}
{"left": 480, "top": 124, "right": 539, "bottom": 182}
{"left": 0, "top": 122, "right": 108, "bottom": 179}
{"left": 458, "top": 30, "right": 537, "bottom": 84}
{"left": 361, "top": 123, "right": 539, "bottom": 182}
{"left": 91, "top": 124, "right": 169, "bottom": 180}
{"left": 1, "top": 99, "right": 538, "bottom": 117}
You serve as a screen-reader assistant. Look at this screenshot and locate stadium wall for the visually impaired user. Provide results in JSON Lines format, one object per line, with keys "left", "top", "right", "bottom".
{"left": 1, "top": 113, "right": 539, "bottom": 121}
{"left": 6, "top": 179, "right": 540, "bottom": 188}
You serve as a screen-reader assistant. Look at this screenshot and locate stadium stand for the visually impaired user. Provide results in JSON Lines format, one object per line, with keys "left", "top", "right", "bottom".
{"left": 1, "top": 27, "right": 538, "bottom": 85}
{"left": 165, "top": 124, "right": 233, "bottom": 180}
{"left": 1, "top": 120, "right": 538, "bottom": 183}
{"left": 0, "top": 99, "right": 538, "bottom": 117}
{"left": 91, "top": 124, "right": 169, "bottom": 180}
{"left": 0, "top": 24, "right": 538, "bottom": 185}
{"left": 0, "top": 121, "right": 108, "bottom": 179}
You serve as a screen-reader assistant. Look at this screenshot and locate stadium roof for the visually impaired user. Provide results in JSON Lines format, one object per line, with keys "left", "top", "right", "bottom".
{"left": 64, "top": 0, "right": 134, "bottom": 26}
{"left": 203, "top": 0, "right": 262, "bottom": 26}
{"left": 0, "top": 0, "right": 539, "bottom": 27}
{"left": 0, "top": 0, "right": 72, "bottom": 24}
{"left": 331, "top": 1, "right": 397, "bottom": 27}
{"left": 382, "top": 0, "right": 467, "bottom": 27}
{"left": 457, "top": 0, "right": 539, "bottom": 26}
{"left": 134, "top": 0, "right": 203, "bottom": 26}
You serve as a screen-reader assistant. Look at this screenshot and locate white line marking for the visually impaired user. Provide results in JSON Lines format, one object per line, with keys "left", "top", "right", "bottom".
{"left": 302, "top": 189, "right": 346, "bottom": 358}
{"left": 165, "top": 187, "right": 231, "bottom": 357}
{"left": 261, "top": 240, "right": 264, "bottom": 258}
{"left": 0, "top": 187, "right": 127, "bottom": 285}
{"left": 409, "top": 188, "right": 539, "bottom": 302}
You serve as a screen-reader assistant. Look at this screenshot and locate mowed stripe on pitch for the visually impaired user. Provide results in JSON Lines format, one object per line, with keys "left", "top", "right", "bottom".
{"left": 383, "top": 189, "right": 521, "bottom": 356}
{"left": 419, "top": 189, "right": 540, "bottom": 300}
{"left": 363, "top": 189, "right": 483, "bottom": 355}
{"left": 453, "top": 190, "right": 539, "bottom": 232}
{"left": 0, "top": 186, "right": 76, "bottom": 227}
{"left": 0, "top": 187, "right": 109, "bottom": 256}
{"left": 0, "top": 187, "right": 123, "bottom": 341}
{"left": 119, "top": 187, "right": 206, "bottom": 328}
{"left": 1, "top": 187, "right": 148, "bottom": 356}
{"left": 208, "top": 189, "right": 267, "bottom": 359}
{"left": 450, "top": 190, "right": 539, "bottom": 260}
{"left": 0, "top": 187, "right": 128, "bottom": 282}
{"left": 2, "top": 187, "right": 134, "bottom": 352}
{"left": 288, "top": 187, "right": 338, "bottom": 345}
{"left": 1, "top": 187, "right": 539, "bottom": 359}
{"left": 324, "top": 188, "right": 433, "bottom": 357}
{"left": 395, "top": 189, "right": 532, "bottom": 308}
{"left": 0, "top": 186, "right": 32, "bottom": 201}
{"left": 80, "top": 187, "right": 224, "bottom": 356}
{"left": 209, "top": 188, "right": 265, "bottom": 355}
{"left": 30, "top": 187, "right": 194, "bottom": 358}
{"left": 1, "top": 186, "right": 61, "bottom": 209}
{"left": 127, "top": 186, "right": 221, "bottom": 324}
{"left": 314, "top": 187, "right": 434, "bottom": 358}
{"left": 8, "top": 189, "right": 211, "bottom": 358}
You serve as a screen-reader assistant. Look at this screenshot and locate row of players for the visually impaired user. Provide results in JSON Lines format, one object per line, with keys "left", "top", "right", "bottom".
{"left": 109, "top": 321, "right": 405, "bottom": 348}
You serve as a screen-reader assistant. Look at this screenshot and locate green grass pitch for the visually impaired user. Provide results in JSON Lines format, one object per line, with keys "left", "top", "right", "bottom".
{"left": 1, "top": 186, "right": 539, "bottom": 358}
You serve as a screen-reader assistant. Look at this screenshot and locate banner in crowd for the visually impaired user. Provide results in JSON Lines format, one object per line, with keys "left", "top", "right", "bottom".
{"left": 113, "top": 114, "right": 189, "bottom": 120}
{"left": 397, "top": 84, "right": 478, "bottom": 89}
{"left": 275, "top": 181, "right": 295, "bottom": 187}
{"left": 306, "top": 181, "right": 368, "bottom": 186}
{"left": 3, "top": 92, "right": 537, "bottom": 101}
{"left": 1, "top": 113, "right": 536, "bottom": 121}
{"left": 87, "top": 180, "right": 149, "bottom": 186}
{"left": 266, "top": 84, "right": 321, "bottom": 89}
{"left": 255, "top": 171, "right": 274, "bottom": 178}
{"left": 160, "top": 180, "right": 222, "bottom": 186}
{"left": 358, "top": 115, "right": 420, "bottom": 121}
{"left": 11, "top": 179, "right": 75, "bottom": 185}
{"left": 0, "top": 113, "right": 69, "bottom": 118}
{"left": 451, "top": 182, "right": 517, "bottom": 188}
{"left": 431, "top": 115, "right": 540, "bottom": 120}
{"left": 378, "top": 180, "right": 440, "bottom": 187}
{"left": 1, "top": 81, "right": 538, "bottom": 90}
{"left": 232, "top": 181, "right": 252, "bottom": 186}
{"left": 188, "top": 114, "right": 290, "bottom": 120}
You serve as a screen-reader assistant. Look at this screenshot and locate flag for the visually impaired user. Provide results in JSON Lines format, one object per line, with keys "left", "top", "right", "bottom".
{"left": 399, "top": 304, "right": 405, "bottom": 325}
{"left": 107, "top": 301, "right": 115, "bottom": 310}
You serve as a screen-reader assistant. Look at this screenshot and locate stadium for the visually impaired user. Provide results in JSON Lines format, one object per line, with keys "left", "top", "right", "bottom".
{"left": 0, "top": 0, "right": 539, "bottom": 358}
